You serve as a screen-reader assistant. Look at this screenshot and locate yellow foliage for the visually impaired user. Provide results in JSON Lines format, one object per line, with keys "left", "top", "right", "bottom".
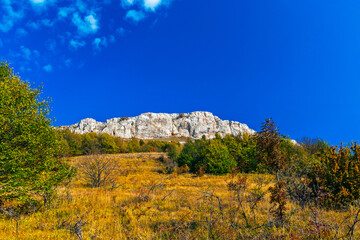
{"left": 0, "top": 152, "right": 359, "bottom": 239}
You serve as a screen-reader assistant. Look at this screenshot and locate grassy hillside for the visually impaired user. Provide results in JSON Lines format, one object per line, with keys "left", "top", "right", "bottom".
{"left": 1, "top": 153, "right": 359, "bottom": 239}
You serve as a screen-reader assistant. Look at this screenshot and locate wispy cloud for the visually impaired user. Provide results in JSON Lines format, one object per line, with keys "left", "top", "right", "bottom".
{"left": 69, "top": 39, "right": 86, "bottom": 49}
{"left": 72, "top": 13, "right": 99, "bottom": 35}
{"left": 43, "top": 64, "right": 53, "bottom": 72}
{"left": 75, "top": 0, "right": 88, "bottom": 13}
{"left": 29, "top": 0, "right": 57, "bottom": 12}
{"left": 92, "top": 37, "right": 107, "bottom": 51}
{"left": 121, "top": 0, "right": 135, "bottom": 7}
{"left": 121, "top": 0, "right": 167, "bottom": 11}
{"left": 58, "top": 7, "right": 75, "bottom": 19}
{"left": 126, "top": 10, "right": 146, "bottom": 22}
{"left": 30, "top": 0, "right": 46, "bottom": 4}
{"left": 2, "top": 0, "right": 173, "bottom": 71}
{"left": 144, "top": 0, "right": 162, "bottom": 11}
{"left": 20, "top": 46, "right": 39, "bottom": 60}
{"left": 0, "top": 0, "right": 24, "bottom": 32}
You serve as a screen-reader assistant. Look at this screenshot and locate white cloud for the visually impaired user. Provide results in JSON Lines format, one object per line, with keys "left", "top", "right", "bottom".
{"left": 43, "top": 64, "right": 53, "bottom": 72}
{"left": 29, "top": 0, "right": 57, "bottom": 11}
{"left": 85, "top": 15, "right": 97, "bottom": 30}
{"left": 126, "top": 10, "right": 146, "bottom": 22}
{"left": 144, "top": 0, "right": 162, "bottom": 11}
{"left": 121, "top": 0, "right": 136, "bottom": 7}
{"left": 26, "top": 19, "right": 54, "bottom": 31}
{"left": 75, "top": 0, "right": 88, "bottom": 13}
{"left": 72, "top": 13, "right": 99, "bottom": 35}
{"left": 69, "top": 39, "right": 86, "bottom": 49}
{"left": 92, "top": 37, "right": 107, "bottom": 50}
{"left": 20, "top": 46, "right": 32, "bottom": 60}
{"left": 93, "top": 38, "right": 101, "bottom": 48}
{"left": 0, "top": 0, "right": 24, "bottom": 32}
{"left": 18, "top": 46, "right": 40, "bottom": 61}
{"left": 30, "top": 0, "right": 45, "bottom": 4}
{"left": 58, "top": 7, "right": 75, "bottom": 19}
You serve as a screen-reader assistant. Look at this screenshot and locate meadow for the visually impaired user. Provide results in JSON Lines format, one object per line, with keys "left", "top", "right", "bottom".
{"left": 1, "top": 152, "right": 360, "bottom": 240}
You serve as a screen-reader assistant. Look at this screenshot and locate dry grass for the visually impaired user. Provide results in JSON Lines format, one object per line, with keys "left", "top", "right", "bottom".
{"left": 1, "top": 153, "right": 360, "bottom": 239}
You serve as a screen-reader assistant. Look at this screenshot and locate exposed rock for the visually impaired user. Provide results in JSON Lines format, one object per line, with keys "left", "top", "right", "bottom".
{"left": 61, "top": 111, "right": 256, "bottom": 139}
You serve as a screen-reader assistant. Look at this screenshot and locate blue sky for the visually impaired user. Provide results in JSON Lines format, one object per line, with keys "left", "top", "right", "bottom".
{"left": 1, "top": 0, "right": 360, "bottom": 145}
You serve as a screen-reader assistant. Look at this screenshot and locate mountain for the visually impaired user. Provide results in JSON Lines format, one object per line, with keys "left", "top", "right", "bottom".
{"left": 60, "top": 111, "right": 255, "bottom": 139}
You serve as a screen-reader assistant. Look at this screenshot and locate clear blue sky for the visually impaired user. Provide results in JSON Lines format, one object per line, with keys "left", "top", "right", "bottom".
{"left": 1, "top": 0, "right": 360, "bottom": 145}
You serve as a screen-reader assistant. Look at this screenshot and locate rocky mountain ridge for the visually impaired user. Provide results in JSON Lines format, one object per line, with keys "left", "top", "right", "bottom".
{"left": 61, "top": 111, "right": 256, "bottom": 139}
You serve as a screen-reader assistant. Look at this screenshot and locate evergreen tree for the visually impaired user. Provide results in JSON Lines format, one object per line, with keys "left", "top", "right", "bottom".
{"left": 255, "top": 118, "right": 285, "bottom": 172}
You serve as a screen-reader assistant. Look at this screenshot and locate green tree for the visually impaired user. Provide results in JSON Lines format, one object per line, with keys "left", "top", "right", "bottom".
{"left": 127, "top": 138, "right": 141, "bottom": 153}
{"left": 99, "top": 133, "right": 118, "bottom": 154}
{"left": 176, "top": 138, "right": 236, "bottom": 175}
{"left": 81, "top": 132, "right": 100, "bottom": 154}
{"left": 200, "top": 139, "right": 236, "bottom": 174}
{"left": 166, "top": 142, "right": 182, "bottom": 160}
{"left": 176, "top": 139, "right": 207, "bottom": 172}
{"left": 0, "top": 62, "right": 75, "bottom": 208}
{"left": 58, "top": 129, "right": 83, "bottom": 156}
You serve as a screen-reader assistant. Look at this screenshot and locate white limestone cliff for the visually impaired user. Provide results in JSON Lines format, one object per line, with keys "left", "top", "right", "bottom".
{"left": 61, "top": 111, "right": 256, "bottom": 139}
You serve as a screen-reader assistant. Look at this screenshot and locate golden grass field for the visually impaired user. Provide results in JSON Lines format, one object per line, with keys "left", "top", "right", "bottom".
{"left": 1, "top": 153, "right": 360, "bottom": 239}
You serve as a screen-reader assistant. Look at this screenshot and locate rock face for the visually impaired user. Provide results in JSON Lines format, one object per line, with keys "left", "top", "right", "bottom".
{"left": 62, "top": 112, "right": 255, "bottom": 139}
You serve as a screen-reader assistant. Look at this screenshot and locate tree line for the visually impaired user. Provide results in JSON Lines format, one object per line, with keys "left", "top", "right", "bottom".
{"left": 57, "top": 129, "right": 181, "bottom": 156}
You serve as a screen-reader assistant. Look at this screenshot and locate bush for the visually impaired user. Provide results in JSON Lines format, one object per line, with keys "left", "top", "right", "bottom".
{"left": 77, "top": 154, "right": 119, "bottom": 188}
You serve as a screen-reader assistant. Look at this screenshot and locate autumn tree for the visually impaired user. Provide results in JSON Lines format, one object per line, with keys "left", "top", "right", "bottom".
{"left": 0, "top": 62, "right": 75, "bottom": 209}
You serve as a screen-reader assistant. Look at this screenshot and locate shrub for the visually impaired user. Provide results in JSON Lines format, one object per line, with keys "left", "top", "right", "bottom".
{"left": 77, "top": 154, "right": 119, "bottom": 188}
